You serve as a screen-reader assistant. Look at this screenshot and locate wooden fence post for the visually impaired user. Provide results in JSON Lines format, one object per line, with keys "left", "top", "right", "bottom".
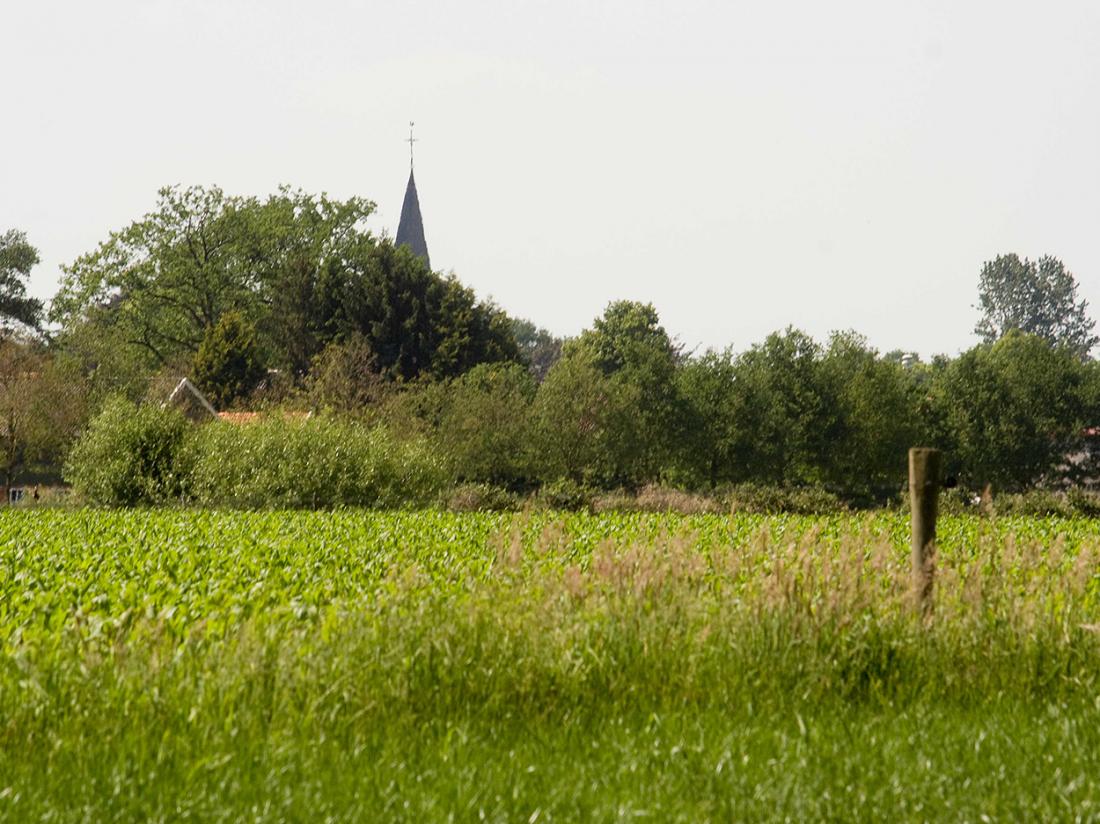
{"left": 909, "top": 447, "right": 941, "bottom": 614}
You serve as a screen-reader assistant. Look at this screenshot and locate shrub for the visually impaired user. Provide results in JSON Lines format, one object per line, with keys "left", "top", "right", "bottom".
{"left": 592, "top": 485, "right": 722, "bottom": 514}
{"left": 445, "top": 483, "right": 519, "bottom": 512}
{"left": 528, "top": 353, "right": 641, "bottom": 487}
{"left": 1067, "top": 488, "right": 1100, "bottom": 518}
{"left": 64, "top": 398, "right": 190, "bottom": 505}
{"left": 725, "top": 483, "right": 847, "bottom": 515}
{"left": 186, "top": 416, "right": 447, "bottom": 508}
{"left": 436, "top": 363, "right": 536, "bottom": 487}
{"left": 192, "top": 311, "right": 266, "bottom": 409}
{"left": 305, "top": 334, "right": 386, "bottom": 416}
{"left": 534, "top": 478, "right": 593, "bottom": 511}
{"left": 636, "top": 484, "right": 722, "bottom": 514}
{"left": 989, "top": 489, "right": 1100, "bottom": 518}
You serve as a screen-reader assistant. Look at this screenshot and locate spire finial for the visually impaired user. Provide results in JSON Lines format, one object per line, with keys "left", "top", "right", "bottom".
{"left": 406, "top": 121, "right": 417, "bottom": 169}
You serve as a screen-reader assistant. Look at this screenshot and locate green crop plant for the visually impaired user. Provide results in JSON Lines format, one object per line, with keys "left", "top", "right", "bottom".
{"left": 2, "top": 510, "right": 1100, "bottom": 820}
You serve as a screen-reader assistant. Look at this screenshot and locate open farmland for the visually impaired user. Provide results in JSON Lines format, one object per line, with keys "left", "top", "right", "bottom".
{"left": 4, "top": 510, "right": 1100, "bottom": 821}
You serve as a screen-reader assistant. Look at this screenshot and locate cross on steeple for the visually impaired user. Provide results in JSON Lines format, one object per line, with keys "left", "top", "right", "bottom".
{"left": 396, "top": 120, "right": 430, "bottom": 269}
{"left": 406, "top": 121, "right": 417, "bottom": 169}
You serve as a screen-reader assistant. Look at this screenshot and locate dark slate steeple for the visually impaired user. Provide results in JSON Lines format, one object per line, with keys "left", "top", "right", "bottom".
{"left": 396, "top": 170, "right": 430, "bottom": 269}
{"left": 396, "top": 122, "right": 430, "bottom": 269}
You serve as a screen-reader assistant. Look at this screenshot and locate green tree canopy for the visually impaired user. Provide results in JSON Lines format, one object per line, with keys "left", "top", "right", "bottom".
{"left": 436, "top": 362, "right": 536, "bottom": 486}
{"left": 0, "top": 230, "right": 44, "bottom": 334}
{"left": 975, "top": 254, "right": 1098, "bottom": 358}
{"left": 192, "top": 311, "right": 266, "bottom": 409}
{"left": 726, "top": 328, "right": 832, "bottom": 486}
{"left": 677, "top": 331, "right": 925, "bottom": 499}
{"left": 529, "top": 349, "right": 639, "bottom": 486}
{"left": 50, "top": 185, "right": 521, "bottom": 393}
{"left": 675, "top": 348, "right": 739, "bottom": 488}
{"left": 50, "top": 185, "right": 375, "bottom": 375}
{"left": 509, "top": 317, "right": 563, "bottom": 382}
{"left": 815, "top": 332, "right": 923, "bottom": 499}
{"left": 932, "top": 332, "right": 1091, "bottom": 490}
{"left": 0, "top": 340, "right": 87, "bottom": 491}
{"left": 319, "top": 242, "right": 520, "bottom": 382}
{"left": 560, "top": 301, "right": 685, "bottom": 484}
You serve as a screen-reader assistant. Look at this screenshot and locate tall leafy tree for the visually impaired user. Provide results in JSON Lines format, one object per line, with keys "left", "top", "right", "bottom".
{"left": 51, "top": 186, "right": 519, "bottom": 391}
{"left": 816, "top": 332, "right": 923, "bottom": 499}
{"left": 542, "top": 301, "right": 685, "bottom": 485}
{"left": 932, "top": 332, "right": 1091, "bottom": 490}
{"left": 509, "top": 317, "right": 563, "bottom": 382}
{"left": 320, "top": 242, "right": 520, "bottom": 382}
{"left": 53, "top": 186, "right": 259, "bottom": 366}
{"left": 0, "top": 340, "right": 87, "bottom": 493}
{"left": 0, "top": 230, "right": 44, "bottom": 334}
{"left": 529, "top": 349, "right": 639, "bottom": 486}
{"left": 727, "top": 328, "right": 834, "bottom": 486}
{"left": 676, "top": 348, "right": 739, "bottom": 487}
{"left": 975, "top": 254, "right": 1098, "bottom": 358}
{"left": 682, "top": 331, "right": 922, "bottom": 497}
{"left": 437, "top": 362, "right": 536, "bottom": 486}
{"left": 245, "top": 190, "right": 377, "bottom": 374}
{"left": 50, "top": 185, "right": 376, "bottom": 374}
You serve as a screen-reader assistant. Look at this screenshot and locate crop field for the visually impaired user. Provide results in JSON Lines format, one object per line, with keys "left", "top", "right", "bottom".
{"left": 3, "top": 509, "right": 1100, "bottom": 821}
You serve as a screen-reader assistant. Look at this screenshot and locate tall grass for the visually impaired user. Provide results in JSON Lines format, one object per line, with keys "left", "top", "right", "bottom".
{"left": 2, "top": 510, "right": 1100, "bottom": 819}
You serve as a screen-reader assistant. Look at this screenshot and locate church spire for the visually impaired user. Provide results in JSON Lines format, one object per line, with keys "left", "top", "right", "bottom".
{"left": 396, "top": 122, "right": 430, "bottom": 269}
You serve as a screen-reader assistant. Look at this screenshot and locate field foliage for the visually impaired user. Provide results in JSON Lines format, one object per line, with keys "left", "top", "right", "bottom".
{"left": 3, "top": 510, "right": 1100, "bottom": 819}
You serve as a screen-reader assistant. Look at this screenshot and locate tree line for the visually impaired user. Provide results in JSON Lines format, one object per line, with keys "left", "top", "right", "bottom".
{"left": 2, "top": 185, "right": 1099, "bottom": 504}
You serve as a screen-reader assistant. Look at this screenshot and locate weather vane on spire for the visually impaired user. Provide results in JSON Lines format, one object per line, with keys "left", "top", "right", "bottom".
{"left": 406, "top": 121, "right": 417, "bottom": 169}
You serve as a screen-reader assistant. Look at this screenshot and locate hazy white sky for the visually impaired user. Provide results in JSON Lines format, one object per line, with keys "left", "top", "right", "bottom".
{"left": 4, "top": 0, "right": 1099, "bottom": 357}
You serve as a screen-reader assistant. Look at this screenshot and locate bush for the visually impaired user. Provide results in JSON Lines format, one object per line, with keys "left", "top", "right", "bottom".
{"left": 445, "top": 483, "right": 519, "bottom": 512}
{"left": 533, "top": 478, "right": 594, "bottom": 511}
{"left": 528, "top": 353, "right": 642, "bottom": 487}
{"left": 725, "top": 483, "right": 847, "bottom": 515}
{"left": 994, "top": 491, "right": 1073, "bottom": 517}
{"left": 186, "top": 416, "right": 447, "bottom": 508}
{"left": 436, "top": 363, "right": 536, "bottom": 487}
{"left": 64, "top": 398, "right": 190, "bottom": 505}
{"left": 192, "top": 311, "right": 266, "bottom": 410}
{"left": 1067, "top": 489, "right": 1100, "bottom": 518}
{"left": 305, "top": 334, "right": 386, "bottom": 416}
{"left": 991, "top": 489, "right": 1100, "bottom": 518}
{"left": 592, "top": 485, "right": 722, "bottom": 515}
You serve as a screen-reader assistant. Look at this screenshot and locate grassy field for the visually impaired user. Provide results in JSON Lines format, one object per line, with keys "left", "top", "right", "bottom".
{"left": 3, "top": 509, "right": 1100, "bottom": 821}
